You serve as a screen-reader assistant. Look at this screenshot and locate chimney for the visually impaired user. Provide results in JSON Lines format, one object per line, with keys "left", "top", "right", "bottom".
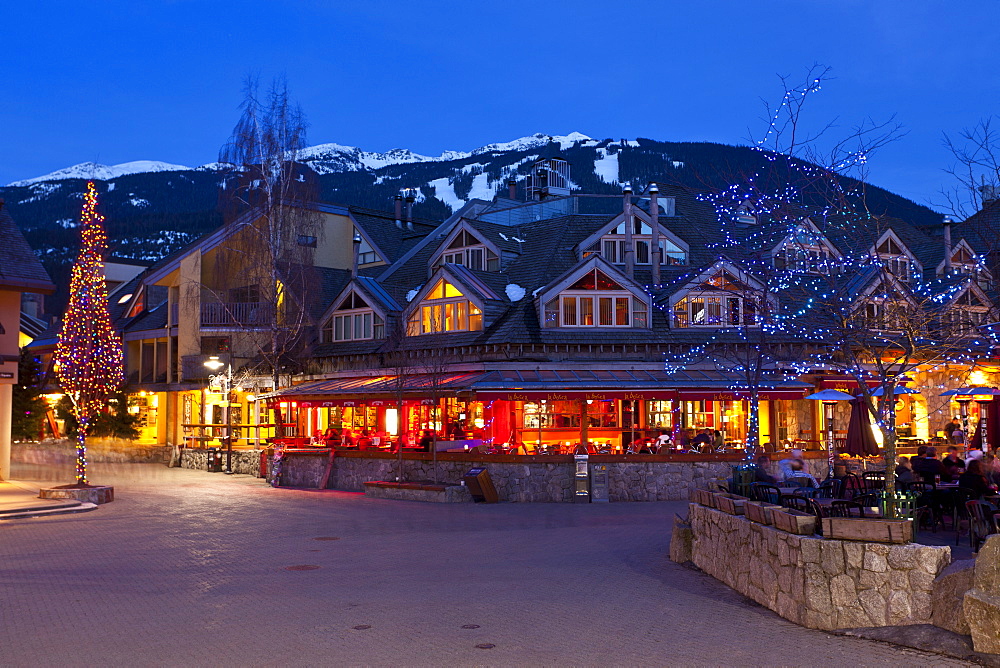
{"left": 394, "top": 194, "right": 403, "bottom": 229}
{"left": 980, "top": 184, "right": 1000, "bottom": 207}
{"left": 623, "top": 184, "right": 634, "bottom": 278}
{"left": 943, "top": 216, "right": 953, "bottom": 274}
{"left": 649, "top": 184, "right": 661, "bottom": 285}
{"left": 508, "top": 179, "right": 517, "bottom": 200}
{"left": 405, "top": 190, "right": 415, "bottom": 230}
{"left": 351, "top": 230, "right": 362, "bottom": 278}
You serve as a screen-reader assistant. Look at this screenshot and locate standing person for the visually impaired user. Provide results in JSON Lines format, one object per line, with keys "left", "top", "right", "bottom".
{"left": 944, "top": 417, "right": 962, "bottom": 444}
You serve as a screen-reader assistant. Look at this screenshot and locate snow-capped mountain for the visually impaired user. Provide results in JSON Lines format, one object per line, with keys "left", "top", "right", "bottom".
{"left": 9, "top": 160, "right": 197, "bottom": 187}
{"left": 0, "top": 132, "right": 942, "bottom": 314}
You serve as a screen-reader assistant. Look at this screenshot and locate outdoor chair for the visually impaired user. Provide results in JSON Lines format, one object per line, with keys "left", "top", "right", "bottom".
{"left": 949, "top": 488, "right": 975, "bottom": 543}
{"left": 749, "top": 482, "right": 782, "bottom": 505}
{"left": 829, "top": 500, "right": 865, "bottom": 518}
{"left": 839, "top": 473, "right": 865, "bottom": 500}
{"left": 862, "top": 471, "right": 886, "bottom": 491}
{"left": 966, "top": 500, "right": 997, "bottom": 552}
{"left": 852, "top": 493, "right": 881, "bottom": 516}
{"left": 813, "top": 479, "right": 841, "bottom": 499}
{"left": 781, "top": 495, "right": 810, "bottom": 513}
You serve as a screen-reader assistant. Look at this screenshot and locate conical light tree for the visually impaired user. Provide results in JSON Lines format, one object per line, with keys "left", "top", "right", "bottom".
{"left": 54, "top": 181, "right": 124, "bottom": 485}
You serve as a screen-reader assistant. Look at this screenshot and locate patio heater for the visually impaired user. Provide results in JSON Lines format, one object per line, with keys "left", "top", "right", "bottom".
{"left": 805, "top": 389, "right": 853, "bottom": 480}
{"left": 204, "top": 356, "right": 234, "bottom": 474}
{"left": 940, "top": 388, "right": 972, "bottom": 448}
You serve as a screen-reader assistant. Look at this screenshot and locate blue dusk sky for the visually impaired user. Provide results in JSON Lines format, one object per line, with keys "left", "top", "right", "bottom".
{"left": 2, "top": 0, "right": 998, "bottom": 209}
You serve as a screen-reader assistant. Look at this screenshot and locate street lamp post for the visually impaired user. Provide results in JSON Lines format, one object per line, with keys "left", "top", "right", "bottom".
{"left": 204, "top": 356, "right": 233, "bottom": 474}
{"left": 805, "top": 389, "right": 854, "bottom": 480}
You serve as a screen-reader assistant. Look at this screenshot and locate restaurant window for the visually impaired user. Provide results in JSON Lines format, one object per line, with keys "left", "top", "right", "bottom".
{"left": 646, "top": 401, "right": 675, "bottom": 430}
{"left": 436, "top": 230, "right": 500, "bottom": 272}
{"left": 520, "top": 400, "right": 618, "bottom": 429}
{"left": 321, "top": 291, "right": 385, "bottom": 342}
{"left": 406, "top": 279, "right": 483, "bottom": 335}
{"left": 542, "top": 268, "right": 649, "bottom": 328}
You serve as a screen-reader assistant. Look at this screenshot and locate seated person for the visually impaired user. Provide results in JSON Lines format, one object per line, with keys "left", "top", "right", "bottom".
{"left": 786, "top": 459, "right": 819, "bottom": 488}
{"left": 751, "top": 454, "right": 777, "bottom": 484}
{"left": 911, "top": 446, "right": 946, "bottom": 483}
{"left": 654, "top": 429, "right": 673, "bottom": 451}
{"left": 958, "top": 459, "right": 998, "bottom": 499}
{"left": 356, "top": 429, "right": 373, "bottom": 449}
{"left": 894, "top": 456, "right": 915, "bottom": 485}
{"left": 418, "top": 430, "right": 435, "bottom": 452}
{"left": 778, "top": 449, "right": 805, "bottom": 481}
{"left": 941, "top": 445, "right": 965, "bottom": 482}
{"left": 323, "top": 426, "right": 340, "bottom": 446}
{"left": 340, "top": 428, "right": 356, "bottom": 447}
{"left": 690, "top": 429, "right": 713, "bottom": 449}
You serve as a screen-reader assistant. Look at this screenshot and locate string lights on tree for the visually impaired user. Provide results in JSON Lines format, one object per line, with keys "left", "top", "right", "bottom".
{"left": 54, "top": 181, "right": 124, "bottom": 485}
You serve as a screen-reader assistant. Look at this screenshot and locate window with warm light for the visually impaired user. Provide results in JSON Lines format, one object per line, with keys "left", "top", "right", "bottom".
{"left": 877, "top": 237, "right": 913, "bottom": 282}
{"left": 672, "top": 271, "right": 761, "bottom": 328}
{"left": 542, "top": 268, "right": 648, "bottom": 328}
{"left": 406, "top": 279, "right": 483, "bottom": 335}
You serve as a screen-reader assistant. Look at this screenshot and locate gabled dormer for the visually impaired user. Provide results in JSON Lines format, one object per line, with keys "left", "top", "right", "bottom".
{"left": 668, "top": 260, "right": 771, "bottom": 328}
{"left": 873, "top": 230, "right": 919, "bottom": 283}
{"left": 405, "top": 265, "right": 500, "bottom": 336}
{"left": 576, "top": 209, "right": 688, "bottom": 266}
{"left": 942, "top": 281, "right": 995, "bottom": 336}
{"left": 319, "top": 278, "right": 400, "bottom": 343}
{"left": 429, "top": 222, "right": 501, "bottom": 273}
{"left": 769, "top": 219, "right": 840, "bottom": 274}
{"left": 537, "top": 256, "right": 651, "bottom": 329}
{"left": 851, "top": 273, "right": 914, "bottom": 332}
{"left": 937, "top": 239, "right": 993, "bottom": 289}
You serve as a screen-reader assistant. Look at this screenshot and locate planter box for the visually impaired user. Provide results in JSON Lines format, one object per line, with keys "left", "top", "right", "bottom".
{"left": 771, "top": 508, "right": 817, "bottom": 535}
{"left": 714, "top": 493, "right": 748, "bottom": 516}
{"left": 691, "top": 488, "right": 716, "bottom": 507}
{"left": 821, "top": 517, "right": 913, "bottom": 544}
{"left": 744, "top": 501, "right": 781, "bottom": 525}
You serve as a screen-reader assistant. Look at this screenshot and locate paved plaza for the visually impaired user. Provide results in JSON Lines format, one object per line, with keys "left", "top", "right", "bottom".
{"left": 0, "top": 462, "right": 973, "bottom": 666}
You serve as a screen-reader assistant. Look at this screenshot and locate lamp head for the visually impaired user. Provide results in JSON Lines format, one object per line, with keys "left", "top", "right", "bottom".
{"left": 203, "top": 356, "right": 225, "bottom": 371}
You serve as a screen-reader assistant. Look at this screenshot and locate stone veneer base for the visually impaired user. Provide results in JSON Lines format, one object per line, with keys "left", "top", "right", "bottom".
{"left": 688, "top": 503, "right": 950, "bottom": 631}
{"left": 39, "top": 485, "right": 114, "bottom": 505}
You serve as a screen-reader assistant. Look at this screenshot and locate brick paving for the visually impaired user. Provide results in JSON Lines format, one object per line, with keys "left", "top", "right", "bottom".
{"left": 0, "top": 462, "right": 972, "bottom": 666}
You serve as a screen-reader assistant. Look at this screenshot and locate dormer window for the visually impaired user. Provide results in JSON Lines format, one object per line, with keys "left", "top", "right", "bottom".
{"left": 542, "top": 268, "right": 649, "bottom": 328}
{"left": 583, "top": 217, "right": 686, "bottom": 266}
{"left": 773, "top": 226, "right": 836, "bottom": 274}
{"left": 321, "top": 291, "right": 384, "bottom": 342}
{"left": 406, "top": 279, "right": 483, "bottom": 335}
{"left": 672, "top": 270, "right": 762, "bottom": 328}
{"left": 877, "top": 237, "right": 913, "bottom": 282}
{"left": 436, "top": 230, "right": 499, "bottom": 272}
{"left": 354, "top": 228, "right": 381, "bottom": 265}
{"left": 945, "top": 244, "right": 993, "bottom": 290}
{"left": 945, "top": 287, "right": 992, "bottom": 336}
{"left": 857, "top": 282, "right": 910, "bottom": 331}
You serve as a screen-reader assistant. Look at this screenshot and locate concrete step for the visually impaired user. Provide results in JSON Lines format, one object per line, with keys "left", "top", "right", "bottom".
{"left": 0, "top": 501, "right": 97, "bottom": 520}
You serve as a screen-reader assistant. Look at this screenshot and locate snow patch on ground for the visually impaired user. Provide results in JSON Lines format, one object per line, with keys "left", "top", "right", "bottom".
{"left": 18, "top": 182, "right": 61, "bottom": 204}
{"left": 505, "top": 284, "right": 526, "bottom": 301}
{"left": 129, "top": 197, "right": 150, "bottom": 208}
{"left": 56, "top": 218, "right": 76, "bottom": 229}
{"left": 594, "top": 148, "right": 620, "bottom": 184}
{"left": 405, "top": 287, "right": 422, "bottom": 302}
{"left": 429, "top": 177, "right": 464, "bottom": 211}
{"left": 468, "top": 173, "right": 496, "bottom": 201}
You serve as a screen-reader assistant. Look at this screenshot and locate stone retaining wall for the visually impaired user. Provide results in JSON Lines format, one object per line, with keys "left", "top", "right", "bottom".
{"left": 180, "top": 449, "right": 264, "bottom": 477}
{"left": 689, "top": 503, "right": 950, "bottom": 630}
{"left": 13, "top": 439, "right": 170, "bottom": 465}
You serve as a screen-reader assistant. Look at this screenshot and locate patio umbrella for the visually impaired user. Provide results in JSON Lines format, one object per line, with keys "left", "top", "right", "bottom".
{"left": 845, "top": 397, "right": 879, "bottom": 456}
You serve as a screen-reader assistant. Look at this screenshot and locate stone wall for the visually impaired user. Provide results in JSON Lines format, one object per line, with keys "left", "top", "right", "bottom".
{"left": 180, "top": 449, "right": 264, "bottom": 477}
{"left": 689, "top": 503, "right": 950, "bottom": 630}
{"left": 13, "top": 439, "right": 170, "bottom": 465}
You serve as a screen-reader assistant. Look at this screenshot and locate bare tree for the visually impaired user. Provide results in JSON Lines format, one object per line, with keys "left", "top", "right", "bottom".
{"left": 938, "top": 117, "right": 1000, "bottom": 219}
{"left": 213, "top": 76, "right": 323, "bottom": 421}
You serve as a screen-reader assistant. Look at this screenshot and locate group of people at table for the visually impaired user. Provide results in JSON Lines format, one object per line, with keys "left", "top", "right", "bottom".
{"left": 317, "top": 426, "right": 446, "bottom": 452}
{"left": 747, "top": 445, "right": 999, "bottom": 500}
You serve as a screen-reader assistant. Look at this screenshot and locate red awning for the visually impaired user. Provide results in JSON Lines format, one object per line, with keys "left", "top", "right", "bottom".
{"left": 475, "top": 390, "right": 677, "bottom": 402}
{"left": 676, "top": 389, "right": 807, "bottom": 401}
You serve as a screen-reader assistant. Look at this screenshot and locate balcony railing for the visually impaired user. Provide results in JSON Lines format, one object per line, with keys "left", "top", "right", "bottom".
{"left": 200, "top": 302, "right": 272, "bottom": 326}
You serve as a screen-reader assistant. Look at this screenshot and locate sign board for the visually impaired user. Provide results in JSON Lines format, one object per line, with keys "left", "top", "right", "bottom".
{"left": 476, "top": 390, "right": 677, "bottom": 402}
